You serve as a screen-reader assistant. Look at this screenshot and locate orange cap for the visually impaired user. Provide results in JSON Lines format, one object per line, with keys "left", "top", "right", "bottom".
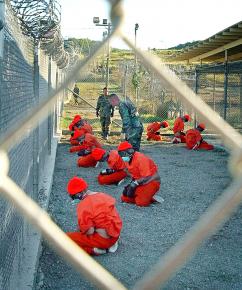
{"left": 73, "top": 115, "right": 81, "bottom": 122}
{"left": 198, "top": 123, "right": 205, "bottom": 130}
{"left": 161, "top": 121, "right": 169, "bottom": 128}
{"left": 67, "top": 176, "right": 88, "bottom": 195}
{"left": 184, "top": 114, "right": 190, "bottom": 121}
{"left": 117, "top": 141, "right": 133, "bottom": 151}
{"left": 91, "top": 148, "right": 106, "bottom": 161}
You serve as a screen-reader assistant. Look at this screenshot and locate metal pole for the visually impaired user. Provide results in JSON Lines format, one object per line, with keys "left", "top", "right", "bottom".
{"left": 213, "top": 72, "right": 216, "bottom": 111}
{"left": 105, "top": 23, "right": 111, "bottom": 87}
{"left": 240, "top": 73, "right": 242, "bottom": 125}
{"left": 48, "top": 55, "right": 52, "bottom": 154}
{"left": 124, "top": 64, "right": 128, "bottom": 100}
{"left": 194, "top": 67, "right": 199, "bottom": 128}
{"left": 102, "top": 31, "right": 106, "bottom": 82}
{"left": 0, "top": 0, "right": 5, "bottom": 59}
{"left": 224, "top": 50, "right": 228, "bottom": 120}
{"left": 135, "top": 23, "right": 139, "bottom": 105}
{"left": 54, "top": 70, "right": 59, "bottom": 134}
{"left": 33, "top": 41, "right": 40, "bottom": 197}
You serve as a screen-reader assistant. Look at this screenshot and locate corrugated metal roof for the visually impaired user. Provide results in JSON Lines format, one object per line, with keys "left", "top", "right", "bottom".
{"left": 168, "top": 21, "right": 242, "bottom": 63}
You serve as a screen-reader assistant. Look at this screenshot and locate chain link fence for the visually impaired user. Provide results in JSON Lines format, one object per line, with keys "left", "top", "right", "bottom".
{"left": 64, "top": 53, "right": 193, "bottom": 138}
{"left": 1, "top": 0, "right": 242, "bottom": 290}
{"left": 194, "top": 62, "right": 242, "bottom": 129}
{"left": 0, "top": 1, "right": 65, "bottom": 289}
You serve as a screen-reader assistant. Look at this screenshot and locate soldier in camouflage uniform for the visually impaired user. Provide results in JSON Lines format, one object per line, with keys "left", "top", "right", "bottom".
{"left": 96, "top": 87, "right": 114, "bottom": 140}
{"left": 109, "top": 94, "right": 143, "bottom": 151}
{"left": 73, "top": 83, "right": 79, "bottom": 105}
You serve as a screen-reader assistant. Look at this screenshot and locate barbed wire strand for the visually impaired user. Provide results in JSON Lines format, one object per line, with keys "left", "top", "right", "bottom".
{"left": 0, "top": 24, "right": 120, "bottom": 151}
{"left": 1, "top": 0, "right": 242, "bottom": 289}
{"left": 0, "top": 0, "right": 126, "bottom": 288}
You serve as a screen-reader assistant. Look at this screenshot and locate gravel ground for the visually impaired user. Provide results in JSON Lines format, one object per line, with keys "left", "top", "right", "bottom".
{"left": 35, "top": 140, "right": 242, "bottom": 290}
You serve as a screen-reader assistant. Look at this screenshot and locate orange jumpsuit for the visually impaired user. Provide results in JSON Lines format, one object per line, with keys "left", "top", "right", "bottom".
{"left": 70, "top": 128, "right": 85, "bottom": 146}
{"left": 78, "top": 122, "right": 93, "bottom": 134}
{"left": 186, "top": 129, "right": 214, "bottom": 150}
{"left": 121, "top": 152, "right": 160, "bottom": 206}
{"left": 76, "top": 134, "right": 102, "bottom": 167}
{"left": 67, "top": 193, "right": 122, "bottom": 255}
{"left": 173, "top": 117, "right": 186, "bottom": 143}
{"left": 97, "top": 150, "right": 127, "bottom": 185}
{"left": 146, "top": 122, "right": 162, "bottom": 141}
{"left": 70, "top": 133, "right": 101, "bottom": 153}
{"left": 69, "top": 121, "right": 93, "bottom": 145}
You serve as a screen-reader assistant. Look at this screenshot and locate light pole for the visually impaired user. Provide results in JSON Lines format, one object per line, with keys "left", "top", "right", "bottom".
{"left": 134, "top": 23, "right": 139, "bottom": 105}
{"left": 93, "top": 17, "right": 111, "bottom": 87}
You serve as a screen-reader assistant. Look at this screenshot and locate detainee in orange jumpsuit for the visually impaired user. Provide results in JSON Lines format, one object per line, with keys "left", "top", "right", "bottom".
{"left": 70, "top": 133, "right": 102, "bottom": 153}
{"left": 172, "top": 114, "right": 190, "bottom": 144}
{"left": 70, "top": 127, "right": 86, "bottom": 146}
{"left": 69, "top": 115, "right": 93, "bottom": 145}
{"left": 69, "top": 115, "right": 81, "bottom": 131}
{"left": 146, "top": 121, "right": 169, "bottom": 141}
{"left": 71, "top": 133, "right": 102, "bottom": 167}
{"left": 66, "top": 176, "right": 122, "bottom": 255}
{"left": 117, "top": 141, "right": 161, "bottom": 207}
{"left": 91, "top": 148, "right": 127, "bottom": 185}
{"left": 186, "top": 123, "right": 214, "bottom": 150}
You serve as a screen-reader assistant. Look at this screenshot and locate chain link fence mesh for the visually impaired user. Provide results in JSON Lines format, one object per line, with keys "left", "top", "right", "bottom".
{"left": 0, "top": 1, "right": 65, "bottom": 289}
{"left": 194, "top": 62, "right": 242, "bottom": 129}
{"left": 1, "top": 0, "right": 242, "bottom": 289}
{"left": 63, "top": 51, "right": 195, "bottom": 141}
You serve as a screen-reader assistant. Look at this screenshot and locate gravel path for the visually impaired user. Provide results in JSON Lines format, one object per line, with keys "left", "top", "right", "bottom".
{"left": 35, "top": 141, "right": 242, "bottom": 290}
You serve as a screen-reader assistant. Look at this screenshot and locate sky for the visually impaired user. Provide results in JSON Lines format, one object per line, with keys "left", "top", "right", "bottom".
{"left": 59, "top": 0, "right": 242, "bottom": 49}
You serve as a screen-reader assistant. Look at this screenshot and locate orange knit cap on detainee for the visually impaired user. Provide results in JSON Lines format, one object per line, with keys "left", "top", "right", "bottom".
{"left": 117, "top": 141, "right": 133, "bottom": 151}
{"left": 67, "top": 176, "right": 88, "bottom": 195}
{"left": 198, "top": 123, "right": 206, "bottom": 130}
{"left": 183, "top": 114, "right": 191, "bottom": 121}
{"left": 91, "top": 148, "right": 106, "bottom": 161}
{"left": 161, "top": 121, "right": 169, "bottom": 128}
{"left": 73, "top": 115, "right": 81, "bottom": 122}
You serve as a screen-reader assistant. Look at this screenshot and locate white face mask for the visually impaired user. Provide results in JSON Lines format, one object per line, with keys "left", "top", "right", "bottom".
{"left": 122, "top": 156, "right": 130, "bottom": 162}
{"left": 71, "top": 199, "right": 79, "bottom": 205}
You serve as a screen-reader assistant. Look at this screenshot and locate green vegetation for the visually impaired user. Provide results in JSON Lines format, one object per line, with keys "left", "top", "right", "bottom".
{"left": 64, "top": 37, "right": 192, "bottom": 131}
{"left": 168, "top": 40, "right": 200, "bottom": 50}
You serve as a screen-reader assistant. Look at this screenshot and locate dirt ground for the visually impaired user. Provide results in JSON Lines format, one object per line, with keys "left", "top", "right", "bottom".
{"left": 35, "top": 138, "right": 242, "bottom": 290}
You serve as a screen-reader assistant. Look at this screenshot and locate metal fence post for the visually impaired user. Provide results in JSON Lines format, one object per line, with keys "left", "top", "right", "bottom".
{"left": 54, "top": 69, "right": 59, "bottom": 134}
{"left": 0, "top": 0, "right": 5, "bottom": 59}
{"left": 224, "top": 61, "right": 228, "bottom": 120}
{"left": 123, "top": 64, "right": 128, "bottom": 100}
{"left": 33, "top": 42, "right": 40, "bottom": 197}
{"left": 134, "top": 23, "right": 139, "bottom": 106}
{"left": 105, "top": 23, "right": 111, "bottom": 87}
{"left": 240, "top": 73, "right": 242, "bottom": 125}
{"left": 48, "top": 55, "right": 52, "bottom": 154}
{"left": 194, "top": 67, "right": 199, "bottom": 127}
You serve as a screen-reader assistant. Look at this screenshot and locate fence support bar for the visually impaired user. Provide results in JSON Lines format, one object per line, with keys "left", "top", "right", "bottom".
{"left": 0, "top": 153, "right": 126, "bottom": 290}
{"left": 68, "top": 88, "right": 122, "bottom": 128}
{"left": 133, "top": 177, "right": 242, "bottom": 290}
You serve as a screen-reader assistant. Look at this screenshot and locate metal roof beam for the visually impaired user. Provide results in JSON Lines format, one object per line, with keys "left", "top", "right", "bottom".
{"left": 190, "top": 38, "right": 242, "bottom": 61}
{"left": 215, "top": 35, "right": 239, "bottom": 40}
{"left": 222, "top": 31, "right": 242, "bottom": 36}
{"left": 229, "top": 28, "right": 242, "bottom": 33}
